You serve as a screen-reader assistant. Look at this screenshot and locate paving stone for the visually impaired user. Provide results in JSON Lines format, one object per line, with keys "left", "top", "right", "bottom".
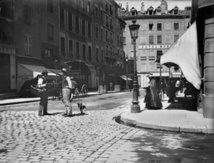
{"left": 3, "top": 100, "right": 212, "bottom": 163}
{"left": 92, "top": 160, "right": 106, "bottom": 163}
{"left": 84, "top": 157, "right": 96, "bottom": 162}
{"left": 28, "top": 159, "right": 41, "bottom": 162}
{"left": 95, "top": 157, "right": 109, "bottom": 161}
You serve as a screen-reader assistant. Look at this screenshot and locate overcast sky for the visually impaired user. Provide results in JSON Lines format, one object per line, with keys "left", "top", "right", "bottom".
{"left": 116, "top": 0, "right": 192, "bottom": 10}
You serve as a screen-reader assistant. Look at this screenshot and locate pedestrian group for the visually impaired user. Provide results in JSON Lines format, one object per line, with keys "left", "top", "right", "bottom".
{"left": 37, "top": 67, "right": 84, "bottom": 117}
{"left": 144, "top": 73, "right": 194, "bottom": 110}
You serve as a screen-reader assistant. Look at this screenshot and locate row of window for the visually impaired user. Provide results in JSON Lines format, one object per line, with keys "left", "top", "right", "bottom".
{"left": 123, "top": 34, "right": 179, "bottom": 45}
{"left": 147, "top": 34, "right": 179, "bottom": 44}
{"left": 95, "top": 1, "right": 115, "bottom": 17}
{"left": 60, "top": 8, "right": 92, "bottom": 38}
{"left": 60, "top": 8, "right": 122, "bottom": 47}
{"left": 135, "top": 50, "right": 163, "bottom": 62}
{"left": 59, "top": 36, "right": 122, "bottom": 63}
{"left": 138, "top": 22, "right": 181, "bottom": 31}
{"left": 24, "top": 22, "right": 123, "bottom": 57}
{"left": 138, "top": 56, "right": 157, "bottom": 61}
{"left": 94, "top": 23, "right": 123, "bottom": 47}
{"left": 47, "top": 0, "right": 91, "bottom": 14}
{"left": 60, "top": 36, "right": 92, "bottom": 62}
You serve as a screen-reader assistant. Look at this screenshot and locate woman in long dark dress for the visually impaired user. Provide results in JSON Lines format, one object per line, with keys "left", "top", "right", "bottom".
{"left": 144, "top": 75, "right": 162, "bottom": 109}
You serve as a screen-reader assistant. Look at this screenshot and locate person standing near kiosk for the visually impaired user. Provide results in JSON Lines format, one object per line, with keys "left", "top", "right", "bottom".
{"left": 61, "top": 68, "right": 73, "bottom": 116}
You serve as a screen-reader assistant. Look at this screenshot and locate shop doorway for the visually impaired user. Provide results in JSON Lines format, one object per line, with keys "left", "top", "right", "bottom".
{"left": 0, "top": 54, "right": 10, "bottom": 93}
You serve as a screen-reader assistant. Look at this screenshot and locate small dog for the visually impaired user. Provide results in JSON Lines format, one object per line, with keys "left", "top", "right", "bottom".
{"left": 77, "top": 103, "right": 86, "bottom": 114}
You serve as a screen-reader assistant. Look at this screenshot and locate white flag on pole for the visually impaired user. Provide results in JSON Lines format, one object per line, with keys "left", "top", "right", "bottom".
{"left": 160, "top": 22, "right": 201, "bottom": 90}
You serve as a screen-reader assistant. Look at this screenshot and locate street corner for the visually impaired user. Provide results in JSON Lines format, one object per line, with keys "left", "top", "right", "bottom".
{"left": 178, "top": 112, "right": 214, "bottom": 134}
{"left": 119, "top": 110, "right": 181, "bottom": 132}
{"left": 179, "top": 124, "right": 208, "bottom": 134}
{"left": 118, "top": 108, "right": 214, "bottom": 134}
{"left": 118, "top": 108, "right": 151, "bottom": 126}
{"left": 119, "top": 111, "right": 138, "bottom": 127}
{"left": 203, "top": 118, "right": 214, "bottom": 134}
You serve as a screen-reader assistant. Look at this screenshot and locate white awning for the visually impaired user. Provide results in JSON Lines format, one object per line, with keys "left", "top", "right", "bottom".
{"left": 20, "top": 64, "right": 57, "bottom": 77}
{"left": 160, "top": 22, "right": 201, "bottom": 89}
{"left": 48, "top": 68, "right": 62, "bottom": 76}
{"left": 120, "top": 75, "right": 132, "bottom": 81}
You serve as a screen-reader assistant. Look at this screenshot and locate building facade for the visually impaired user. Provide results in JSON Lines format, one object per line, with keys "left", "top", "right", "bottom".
{"left": 14, "top": 0, "right": 60, "bottom": 92}
{"left": 58, "top": 0, "right": 125, "bottom": 90}
{"left": 119, "top": 0, "right": 191, "bottom": 87}
{"left": 192, "top": 0, "right": 214, "bottom": 118}
{"left": 0, "top": 0, "right": 16, "bottom": 94}
{"left": 0, "top": 0, "right": 125, "bottom": 95}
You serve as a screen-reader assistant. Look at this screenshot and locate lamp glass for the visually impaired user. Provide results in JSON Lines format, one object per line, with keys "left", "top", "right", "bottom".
{"left": 129, "top": 22, "right": 140, "bottom": 40}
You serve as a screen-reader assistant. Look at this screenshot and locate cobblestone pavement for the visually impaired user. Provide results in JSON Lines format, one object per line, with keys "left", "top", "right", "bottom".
{"left": 0, "top": 104, "right": 142, "bottom": 163}
{"left": 1, "top": 102, "right": 214, "bottom": 163}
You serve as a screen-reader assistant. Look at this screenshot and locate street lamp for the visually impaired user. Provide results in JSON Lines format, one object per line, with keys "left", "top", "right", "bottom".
{"left": 129, "top": 20, "right": 140, "bottom": 113}
{"left": 125, "top": 55, "right": 129, "bottom": 91}
{"left": 55, "top": 60, "right": 58, "bottom": 83}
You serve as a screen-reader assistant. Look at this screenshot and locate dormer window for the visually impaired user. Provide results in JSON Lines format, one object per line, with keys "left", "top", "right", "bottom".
{"left": 155, "top": 6, "right": 161, "bottom": 15}
{"left": 148, "top": 6, "right": 154, "bottom": 15}
{"left": 130, "top": 7, "right": 137, "bottom": 16}
{"left": 173, "top": 6, "right": 179, "bottom": 15}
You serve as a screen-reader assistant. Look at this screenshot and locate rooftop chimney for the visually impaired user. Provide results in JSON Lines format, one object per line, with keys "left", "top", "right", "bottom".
{"left": 160, "top": 0, "right": 168, "bottom": 14}
{"left": 141, "top": 2, "right": 145, "bottom": 14}
{"left": 126, "top": 2, "right": 129, "bottom": 11}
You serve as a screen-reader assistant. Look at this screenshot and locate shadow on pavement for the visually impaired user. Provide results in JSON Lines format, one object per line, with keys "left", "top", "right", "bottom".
{"left": 118, "top": 130, "right": 214, "bottom": 163}
{"left": 61, "top": 112, "right": 88, "bottom": 117}
{"left": 164, "top": 97, "right": 197, "bottom": 111}
{"left": 45, "top": 112, "right": 62, "bottom": 116}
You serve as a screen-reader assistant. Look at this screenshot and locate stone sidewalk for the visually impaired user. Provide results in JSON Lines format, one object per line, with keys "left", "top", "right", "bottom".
{"left": 120, "top": 96, "right": 214, "bottom": 134}
{"left": 0, "top": 91, "right": 100, "bottom": 106}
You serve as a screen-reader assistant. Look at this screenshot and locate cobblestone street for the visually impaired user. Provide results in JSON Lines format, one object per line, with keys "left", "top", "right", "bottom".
{"left": 0, "top": 92, "right": 214, "bottom": 163}
{"left": 0, "top": 105, "right": 141, "bottom": 163}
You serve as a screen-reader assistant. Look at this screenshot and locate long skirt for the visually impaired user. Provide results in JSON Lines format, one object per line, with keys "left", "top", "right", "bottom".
{"left": 144, "top": 86, "right": 162, "bottom": 109}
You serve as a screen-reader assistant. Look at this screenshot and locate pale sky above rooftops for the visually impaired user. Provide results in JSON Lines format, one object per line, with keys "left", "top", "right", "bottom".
{"left": 115, "top": 0, "right": 192, "bottom": 10}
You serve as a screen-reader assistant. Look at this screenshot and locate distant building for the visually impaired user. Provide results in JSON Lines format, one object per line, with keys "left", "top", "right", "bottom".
{"left": 59, "top": 0, "right": 126, "bottom": 90}
{"left": 0, "top": 0, "right": 125, "bottom": 95}
{"left": 119, "top": 0, "right": 191, "bottom": 87}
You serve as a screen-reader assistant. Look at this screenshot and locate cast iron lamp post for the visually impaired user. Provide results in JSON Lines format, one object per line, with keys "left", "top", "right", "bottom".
{"left": 129, "top": 20, "right": 140, "bottom": 113}
{"left": 125, "top": 55, "right": 129, "bottom": 91}
{"left": 55, "top": 60, "right": 58, "bottom": 83}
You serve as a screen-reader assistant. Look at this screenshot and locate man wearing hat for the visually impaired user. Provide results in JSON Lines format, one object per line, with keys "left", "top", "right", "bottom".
{"left": 61, "top": 67, "right": 72, "bottom": 116}
{"left": 37, "top": 70, "right": 49, "bottom": 116}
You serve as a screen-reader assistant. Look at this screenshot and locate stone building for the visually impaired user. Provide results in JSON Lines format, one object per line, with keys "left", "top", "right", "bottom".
{"left": 0, "top": 0, "right": 16, "bottom": 94}
{"left": 191, "top": 0, "right": 214, "bottom": 118}
{"left": 14, "top": 0, "right": 60, "bottom": 92}
{"left": 0, "top": 0, "right": 125, "bottom": 95}
{"left": 59, "top": 0, "right": 125, "bottom": 90}
{"left": 118, "top": 0, "right": 191, "bottom": 87}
